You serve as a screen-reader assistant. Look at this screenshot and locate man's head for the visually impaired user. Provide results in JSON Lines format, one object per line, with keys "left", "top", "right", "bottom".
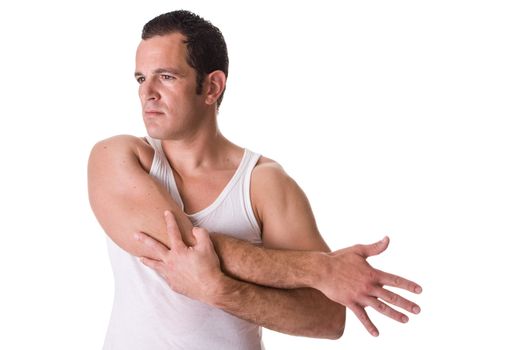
{"left": 142, "top": 10, "right": 229, "bottom": 107}
{"left": 135, "top": 11, "right": 229, "bottom": 140}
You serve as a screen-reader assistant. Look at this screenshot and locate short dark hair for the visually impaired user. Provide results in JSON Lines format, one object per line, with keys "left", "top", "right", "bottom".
{"left": 142, "top": 10, "right": 229, "bottom": 107}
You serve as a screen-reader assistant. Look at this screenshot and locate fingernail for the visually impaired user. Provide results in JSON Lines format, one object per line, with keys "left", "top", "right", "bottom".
{"left": 412, "top": 305, "right": 421, "bottom": 314}
{"left": 402, "top": 315, "right": 409, "bottom": 323}
{"left": 372, "top": 330, "right": 379, "bottom": 337}
{"left": 415, "top": 286, "right": 422, "bottom": 293}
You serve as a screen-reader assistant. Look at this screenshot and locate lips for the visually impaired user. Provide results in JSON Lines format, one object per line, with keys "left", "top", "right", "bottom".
{"left": 144, "top": 110, "right": 164, "bottom": 118}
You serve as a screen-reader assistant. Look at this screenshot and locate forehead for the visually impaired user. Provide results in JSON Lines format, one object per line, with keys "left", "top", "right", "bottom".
{"left": 135, "top": 32, "right": 190, "bottom": 71}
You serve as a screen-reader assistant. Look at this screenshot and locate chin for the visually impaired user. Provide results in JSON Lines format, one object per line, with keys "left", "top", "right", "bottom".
{"left": 144, "top": 125, "right": 179, "bottom": 141}
{"left": 144, "top": 124, "right": 164, "bottom": 139}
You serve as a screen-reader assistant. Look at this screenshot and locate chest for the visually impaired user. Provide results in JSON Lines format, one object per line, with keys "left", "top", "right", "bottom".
{"left": 173, "top": 169, "right": 237, "bottom": 215}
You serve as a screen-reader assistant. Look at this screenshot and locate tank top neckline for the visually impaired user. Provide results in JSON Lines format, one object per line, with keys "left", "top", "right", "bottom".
{"left": 184, "top": 148, "right": 249, "bottom": 219}
{"left": 148, "top": 136, "right": 250, "bottom": 219}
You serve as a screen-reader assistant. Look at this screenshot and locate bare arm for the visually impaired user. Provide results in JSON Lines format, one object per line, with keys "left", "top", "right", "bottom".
{"left": 209, "top": 162, "right": 422, "bottom": 336}
{"left": 211, "top": 234, "right": 422, "bottom": 336}
{"left": 88, "top": 135, "right": 195, "bottom": 251}
{"left": 88, "top": 135, "right": 343, "bottom": 338}
{"left": 207, "top": 160, "right": 346, "bottom": 338}
{"left": 211, "top": 160, "right": 331, "bottom": 288}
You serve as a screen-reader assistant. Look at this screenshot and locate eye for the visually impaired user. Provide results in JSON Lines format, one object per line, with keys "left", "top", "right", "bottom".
{"left": 161, "top": 74, "right": 175, "bottom": 80}
{"left": 136, "top": 76, "right": 145, "bottom": 84}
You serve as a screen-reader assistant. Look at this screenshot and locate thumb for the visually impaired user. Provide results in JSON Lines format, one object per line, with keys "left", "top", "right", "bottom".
{"left": 361, "top": 236, "right": 390, "bottom": 258}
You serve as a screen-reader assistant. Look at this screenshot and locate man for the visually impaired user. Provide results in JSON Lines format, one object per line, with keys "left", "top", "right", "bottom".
{"left": 88, "top": 10, "right": 421, "bottom": 350}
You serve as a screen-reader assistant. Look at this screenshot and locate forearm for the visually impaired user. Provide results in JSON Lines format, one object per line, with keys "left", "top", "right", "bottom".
{"left": 209, "top": 275, "right": 345, "bottom": 339}
{"left": 211, "top": 233, "right": 327, "bottom": 290}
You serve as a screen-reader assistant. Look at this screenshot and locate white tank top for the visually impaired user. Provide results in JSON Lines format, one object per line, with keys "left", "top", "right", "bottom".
{"left": 103, "top": 136, "right": 264, "bottom": 350}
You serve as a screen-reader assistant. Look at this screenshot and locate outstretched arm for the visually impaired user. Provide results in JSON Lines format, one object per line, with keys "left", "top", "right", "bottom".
{"left": 88, "top": 135, "right": 344, "bottom": 338}
{"left": 210, "top": 234, "right": 422, "bottom": 336}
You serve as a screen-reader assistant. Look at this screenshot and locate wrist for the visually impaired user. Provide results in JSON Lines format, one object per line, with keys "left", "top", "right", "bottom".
{"left": 306, "top": 251, "right": 331, "bottom": 290}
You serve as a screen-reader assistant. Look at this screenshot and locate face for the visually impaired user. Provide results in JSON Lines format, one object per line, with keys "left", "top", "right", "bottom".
{"left": 135, "top": 32, "right": 209, "bottom": 140}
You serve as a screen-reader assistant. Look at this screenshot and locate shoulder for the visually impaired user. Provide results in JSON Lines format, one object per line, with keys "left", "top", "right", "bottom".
{"left": 250, "top": 156, "right": 328, "bottom": 250}
{"left": 90, "top": 134, "right": 150, "bottom": 154}
{"left": 251, "top": 156, "right": 294, "bottom": 188}
{"left": 88, "top": 135, "right": 157, "bottom": 207}
{"left": 251, "top": 156, "right": 303, "bottom": 208}
{"left": 250, "top": 156, "right": 304, "bottom": 221}
{"left": 89, "top": 134, "right": 154, "bottom": 172}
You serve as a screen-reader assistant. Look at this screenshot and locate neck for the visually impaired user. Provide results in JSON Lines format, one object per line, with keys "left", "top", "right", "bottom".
{"left": 160, "top": 120, "right": 239, "bottom": 174}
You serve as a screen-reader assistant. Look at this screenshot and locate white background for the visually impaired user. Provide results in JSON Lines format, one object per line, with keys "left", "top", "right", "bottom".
{"left": 1, "top": 1, "right": 524, "bottom": 349}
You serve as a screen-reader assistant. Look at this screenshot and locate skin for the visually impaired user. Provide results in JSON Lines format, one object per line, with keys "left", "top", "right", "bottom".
{"left": 88, "top": 31, "right": 422, "bottom": 339}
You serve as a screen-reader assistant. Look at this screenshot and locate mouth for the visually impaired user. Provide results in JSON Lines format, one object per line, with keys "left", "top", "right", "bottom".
{"left": 144, "top": 110, "right": 164, "bottom": 117}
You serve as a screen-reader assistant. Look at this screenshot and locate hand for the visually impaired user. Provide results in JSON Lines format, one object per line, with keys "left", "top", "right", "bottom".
{"left": 317, "top": 236, "right": 422, "bottom": 337}
{"left": 134, "top": 210, "right": 225, "bottom": 304}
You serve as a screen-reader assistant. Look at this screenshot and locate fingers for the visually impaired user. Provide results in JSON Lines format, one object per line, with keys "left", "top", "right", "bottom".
{"left": 134, "top": 231, "right": 170, "bottom": 260}
{"left": 359, "top": 236, "right": 390, "bottom": 258}
{"left": 366, "top": 297, "right": 409, "bottom": 324}
{"left": 140, "top": 257, "right": 166, "bottom": 277}
{"left": 164, "top": 210, "right": 186, "bottom": 251}
{"left": 377, "top": 269, "right": 423, "bottom": 294}
{"left": 375, "top": 288, "right": 421, "bottom": 315}
{"left": 349, "top": 290, "right": 420, "bottom": 336}
{"left": 349, "top": 304, "right": 379, "bottom": 337}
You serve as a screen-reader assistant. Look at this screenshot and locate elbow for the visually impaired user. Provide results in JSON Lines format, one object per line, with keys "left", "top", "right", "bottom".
{"left": 326, "top": 304, "right": 346, "bottom": 340}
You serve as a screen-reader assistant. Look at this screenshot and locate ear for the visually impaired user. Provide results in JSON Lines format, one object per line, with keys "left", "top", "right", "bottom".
{"left": 204, "top": 70, "right": 226, "bottom": 106}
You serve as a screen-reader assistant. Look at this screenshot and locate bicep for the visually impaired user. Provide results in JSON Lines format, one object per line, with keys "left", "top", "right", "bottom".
{"left": 254, "top": 165, "right": 330, "bottom": 252}
{"left": 87, "top": 136, "right": 193, "bottom": 255}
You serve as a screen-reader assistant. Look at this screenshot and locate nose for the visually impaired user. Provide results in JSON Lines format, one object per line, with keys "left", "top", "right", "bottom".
{"left": 139, "top": 78, "right": 160, "bottom": 101}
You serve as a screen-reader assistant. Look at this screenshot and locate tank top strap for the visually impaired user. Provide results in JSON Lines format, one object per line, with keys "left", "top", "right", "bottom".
{"left": 144, "top": 135, "right": 184, "bottom": 208}
{"left": 241, "top": 150, "right": 262, "bottom": 234}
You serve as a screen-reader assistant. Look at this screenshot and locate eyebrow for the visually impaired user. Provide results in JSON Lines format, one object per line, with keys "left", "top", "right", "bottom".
{"left": 134, "top": 68, "right": 185, "bottom": 78}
